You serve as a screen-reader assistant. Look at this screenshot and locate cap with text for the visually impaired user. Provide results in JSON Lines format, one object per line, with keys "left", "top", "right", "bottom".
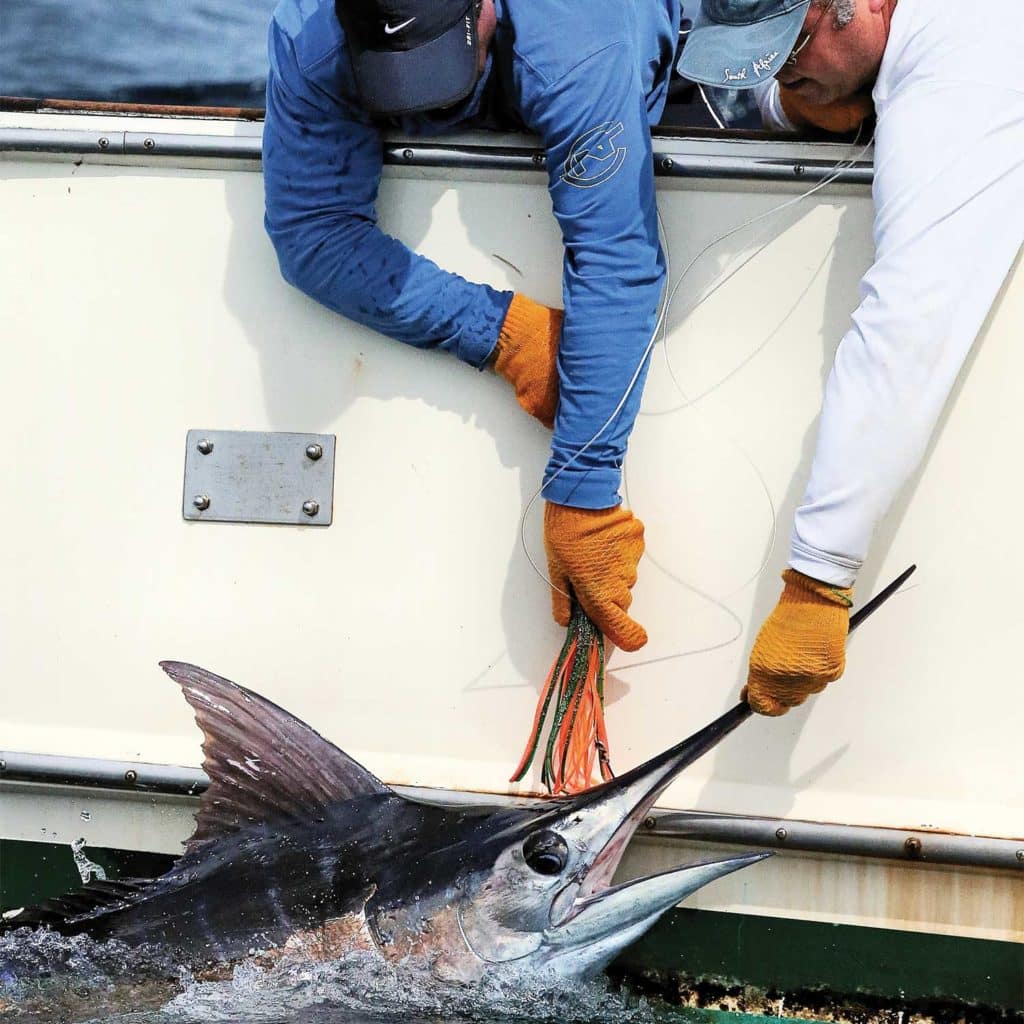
{"left": 676, "top": 0, "right": 811, "bottom": 89}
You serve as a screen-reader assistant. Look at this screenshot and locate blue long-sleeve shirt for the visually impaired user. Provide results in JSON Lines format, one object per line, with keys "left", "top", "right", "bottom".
{"left": 263, "top": 0, "right": 679, "bottom": 508}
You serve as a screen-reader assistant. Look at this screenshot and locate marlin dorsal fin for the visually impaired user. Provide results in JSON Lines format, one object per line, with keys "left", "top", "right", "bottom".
{"left": 160, "top": 661, "right": 390, "bottom": 854}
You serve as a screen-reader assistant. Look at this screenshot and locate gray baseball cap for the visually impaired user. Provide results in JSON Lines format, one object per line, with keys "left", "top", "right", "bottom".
{"left": 676, "top": 0, "right": 811, "bottom": 90}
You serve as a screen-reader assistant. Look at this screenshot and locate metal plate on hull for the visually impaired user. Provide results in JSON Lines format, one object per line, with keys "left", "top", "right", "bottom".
{"left": 182, "top": 429, "right": 335, "bottom": 525}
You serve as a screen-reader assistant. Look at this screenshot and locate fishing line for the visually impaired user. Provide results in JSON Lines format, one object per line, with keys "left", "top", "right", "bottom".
{"left": 617, "top": 179, "right": 852, "bottom": 665}
{"left": 519, "top": 126, "right": 874, "bottom": 632}
{"left": 628, "top": 128, "right": 874, "bottom": 665}
{"left": 641, "top": 199, "right": 840, "bottom": 417}
{"left": 697, "top": 84, "right": 727, "bottom": 131}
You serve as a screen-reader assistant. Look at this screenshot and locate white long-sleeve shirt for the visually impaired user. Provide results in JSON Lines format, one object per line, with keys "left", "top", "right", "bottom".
{"left": 762, "top": 0, "right": 1024, "bottom": 587}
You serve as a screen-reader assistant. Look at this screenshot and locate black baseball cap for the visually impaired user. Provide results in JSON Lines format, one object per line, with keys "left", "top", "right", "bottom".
{"left": 337, "top": 0, "right": 481, "bottom": 116}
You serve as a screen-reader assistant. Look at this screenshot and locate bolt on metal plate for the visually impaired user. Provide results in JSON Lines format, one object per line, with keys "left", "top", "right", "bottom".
{"left": 182, "top": 429, "right": 335, "bottom": 526}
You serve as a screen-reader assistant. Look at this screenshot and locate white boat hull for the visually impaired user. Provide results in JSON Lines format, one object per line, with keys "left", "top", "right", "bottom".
{"left": 1, "top": 108, "right": 1021, "bottom": 945}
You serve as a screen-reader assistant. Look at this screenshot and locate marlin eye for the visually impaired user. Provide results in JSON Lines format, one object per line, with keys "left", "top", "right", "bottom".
{"left": 523, "top": 829, "right": 569, "bottom": 876}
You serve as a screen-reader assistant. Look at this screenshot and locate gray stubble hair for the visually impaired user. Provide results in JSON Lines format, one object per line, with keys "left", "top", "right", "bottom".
{"left": 816, "top": 0, "right": 856, "bottom": 29}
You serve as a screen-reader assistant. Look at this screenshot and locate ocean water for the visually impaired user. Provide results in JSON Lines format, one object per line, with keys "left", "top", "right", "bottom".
{"left": 0, "top": 927, "right": 659, "bottom": 1024}
{"left": 0, "top": 0, "right": 281, "bottom": 106}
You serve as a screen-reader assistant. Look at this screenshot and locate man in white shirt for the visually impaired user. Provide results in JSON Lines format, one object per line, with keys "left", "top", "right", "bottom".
{"left": 678, "top": 0, "right": 1024, "bottom": 714}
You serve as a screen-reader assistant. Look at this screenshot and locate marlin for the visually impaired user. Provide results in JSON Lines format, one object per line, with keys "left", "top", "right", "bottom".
{"left": 1, "top": 662, "right": 768, "bottom": 981}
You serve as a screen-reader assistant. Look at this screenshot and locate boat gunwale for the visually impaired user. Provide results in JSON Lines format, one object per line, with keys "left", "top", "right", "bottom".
{"left": 0, "top": 97, "right": 874, "bottom": 185}
{"left": 2, "top": 751, "right": 1020, "bottom": 872}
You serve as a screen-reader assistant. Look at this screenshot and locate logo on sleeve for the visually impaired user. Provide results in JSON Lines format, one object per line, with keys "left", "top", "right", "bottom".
{"left": 561, "top": 121, "right": 627, "bottom": 188}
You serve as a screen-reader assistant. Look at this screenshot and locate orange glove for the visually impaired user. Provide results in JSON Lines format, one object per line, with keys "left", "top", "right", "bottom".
{"left": 493, "top": 294, "right": 561, "bottom": 429}
{"left": 543, "top": 502, "right": 647, "bottom": 652}
{"left": 744, "top": 569, "right": 853, "bottom": 716}
{"left": 780, "top": 86, "right": 874, "bottom": 134}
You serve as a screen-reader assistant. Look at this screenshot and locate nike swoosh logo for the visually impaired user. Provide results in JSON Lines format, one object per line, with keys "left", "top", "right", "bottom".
{"left": 383, "top": 17, "right": 415, "bottom": 34}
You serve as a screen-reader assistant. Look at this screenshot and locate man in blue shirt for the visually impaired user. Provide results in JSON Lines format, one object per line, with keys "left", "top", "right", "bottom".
{"left": 263, "top": 0, "right": 681, "bottom": 652}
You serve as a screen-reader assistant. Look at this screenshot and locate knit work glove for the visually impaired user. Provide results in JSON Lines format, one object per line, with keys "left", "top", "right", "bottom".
{"left": 744, "top": 569, "right": 854, "bottom": 716}
{"left": 543, "top": 502, "right": 647, "bottom": 652}
{"left": 493, "top": 294, "right": 562, "bottom": 429}
{"left": 780, "top": 86, "right": 874, "bottom": 134}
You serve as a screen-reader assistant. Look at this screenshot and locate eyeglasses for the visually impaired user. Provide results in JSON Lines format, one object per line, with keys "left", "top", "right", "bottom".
{"left": 786, "top": 0, "right": 835, "bottom": 66}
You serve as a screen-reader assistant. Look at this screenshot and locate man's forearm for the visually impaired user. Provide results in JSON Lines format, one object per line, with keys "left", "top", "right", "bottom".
{"left": 542, "top": 299, "right": 662, "bottom": 509}
{"left": 791, "top": 82, "right": 1024, "bottom": 586}
{"left": 526, "top": 40, "right": 666, "bottom": 510}
{"left": 266, "top": 199, "right": 511, "bottom": 368}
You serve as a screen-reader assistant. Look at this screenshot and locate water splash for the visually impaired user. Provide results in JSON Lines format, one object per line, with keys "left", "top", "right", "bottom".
{"left": 1, "top": 928, "right": 657, "bottom": 1024}
{"left": 0, "top": 927, "right": 182, "bottom": 1020}
{"left": 71, "top": 837, "right": 108, "bottom": 884}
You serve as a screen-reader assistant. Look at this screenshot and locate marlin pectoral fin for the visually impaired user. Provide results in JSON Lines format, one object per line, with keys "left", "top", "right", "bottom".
{"left": 160, "top": 661, "right": 392, "bottom": 854}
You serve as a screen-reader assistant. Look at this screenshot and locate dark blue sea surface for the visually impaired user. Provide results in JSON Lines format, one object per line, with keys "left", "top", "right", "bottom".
{"left": 0, "top": 0, "right": 281, "bottom": 106}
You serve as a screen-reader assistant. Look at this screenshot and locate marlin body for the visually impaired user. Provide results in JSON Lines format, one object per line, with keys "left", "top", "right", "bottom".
{"left": 1, "top": 662, "right": 768, "bottom": 981}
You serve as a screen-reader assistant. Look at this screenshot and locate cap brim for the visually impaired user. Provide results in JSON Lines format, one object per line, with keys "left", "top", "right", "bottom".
{"left": 676, "top": 1, "right": 809, "bottom": 90}
{"left": 351, "top": 16, "right": 478, "bottom": 117}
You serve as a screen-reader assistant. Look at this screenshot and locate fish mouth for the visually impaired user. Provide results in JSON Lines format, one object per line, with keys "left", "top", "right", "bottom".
{"left": 549, "top": 704, "right": 768, "bottom": 937}
{"left": 553, "top": 850, "right": 771, "bottom": 949}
